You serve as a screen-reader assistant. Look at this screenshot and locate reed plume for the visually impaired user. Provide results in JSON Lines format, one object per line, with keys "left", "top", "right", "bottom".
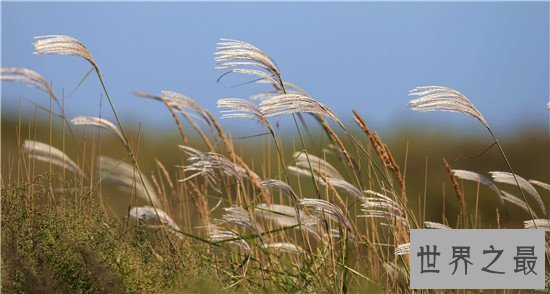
{"left": 1, "top": 67, "right": 57, "bottom": 102}
{"left": 408, "top": 86, "right": 489, "bottom": 130}
{"left": 215, "top": 39, "right": 283, "bottom": 89}
{"left": 130, "top": 206, "right": 181, "bottom": 232}
{"left": 71, "top": 116, "right": 125, "bottom": 145}
{"left": 98, "top": 156, "right": 162, "bottom": 208}
{"left": 34, "top": 35, "right": 97, "bottom": 68}
{"left": 490, "top": 171, "right": 545, "bottom": 216}
{"left": 452, "top": 169, "right": 503, "bottom": 204}
{"left": 23, "top": 140, "right": 84, "bottom": 177}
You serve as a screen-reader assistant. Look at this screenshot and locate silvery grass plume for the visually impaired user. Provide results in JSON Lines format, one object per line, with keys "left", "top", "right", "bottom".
{"left": 34, "top": 35, "right": 97, "bottom": 69}
{"left": 178, "top": 146, "right": 259, "bottom": 185}
{"left": 490, "top": 171, "right": 545, "bottom": 217}
{"left": 215, "top": 39, "right": 283, "bottom": 89}
{"left": 395, "top": 243, "right": 410, "bottom": 255}
{"left": 1, "top": 68, "right": 57, "bottom": 101}
{"left": 529, "top": 180, "right": 550, "bottom": 192}
{"left": 452, "top": 170, "right": 504, "bottom": 205}
{"left": 408, "top": 86, "right": 489, "bottom": 130}
{"left": 361, "top": 190, "right": 406, "bottom": 226}
{"left": 299, "top": 198, "right": 355, "bottom": 238}
{"left": 130, "top": 206, "right": 181, "bottom": 232}
{"left": 259, "top": 94, "right": 341, "bottom": 123}
{"left": 71, "top": 116, "right": 125, "bottom": 144}
{"left": 500, "top": 190, "right": 540, "bottom": 219}
{"left": 319, "top": 177, "right": 364, "bottom": 202}
{"left": 208, "top": 223, "right": 251, "bottom": 253}
{"left": 260, "top": 179, "right": 296, "bottom": 199}
{"left": 255, "top": 204, "right": 318, "bottom": 227}
{"left": 23, "top": 140, "right": 85, "bottom": 177}
{"left": 217, "top": 98, "right": 270, "bottom": 128}
{"left": 289, "top": 151, "right": 344, "bottom": 180}
{"left": 263, "top": 242, "right": 304, "bottom": 254}
{"left": 424, "top": 221, "right": 452, "bottom": 229}
{"left": 136, "top": 90, "right": 212, "bottom": 128}
{"left": 524, "top": 219, "right": 550, "bottom": 231}
{"left": 220, "top": 206, "right": 262, "bottom": 235}
{"left": 98, "top": 156, "right": 162, "bottom": 208}
{"left": 255, "top": 203, "right": 330, "bottom": 241}
{"left": 251, "top": 80, "right": 310, "bottom": 101}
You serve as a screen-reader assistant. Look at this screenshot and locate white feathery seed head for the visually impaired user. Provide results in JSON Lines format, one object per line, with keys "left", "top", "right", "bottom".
{"left": 408, "top": 86, "right": 489, "bottom": 130}
{"left": 178, "top": 149, "right": 258, "bottom": 185}
{"left": 291, "top": 151, "right": 343, "bottom": 180}
{"left": 215, "top": 39, "right": 282, "bottom": 88}
{"left": 1, "top": 68, "right": 57, "bottom": 101}
{"left": 71, "top": 116, "right": 125, "bottom": 144}
{"left": 500, "top": 190, "right": 540, "bottom": 219}
{"left": 34, "top": 35, "right": 97, "bottom": 68}
{"left": 23, "top": 140, "right": 85, "bottom": 177}
{"left": 424, "top": 221, "right": 451, "bottom": 229}
{"left": 360, "top": 190, "right": 406, "bottom": 227}
{"left": 130, "top": 206, "right": 180, "bottom": 232}
{"left": 208, "top": 223, "right": 252, "bottom": 253}
{"left": 220, "top": 206, "right": 261, "bottom": 234}
{"left": 395, "top": 243, "right": 410, "bottom": 255}
{"left": 319, "top": 177, "right": 364, "bottom": 202}
{"left": 255, "top": 203, "right": 317, "bottom": 227}
{"left": 217, "top": 98, "right": 269, "bottom": 127}
{"left": 98, "top": 156, "right": 162, "bottom": 208}
{"left": 490, "top": 171, "right": 545, "bottom": 216}
{"left": 263, "top": 242, "right": 304, "bottom": 254}
{"left": 135, "top": 90, "right": 212, "bottom": 127}
{"left": 453, "top": 169, "right": 503, "bottom": 204}
{"left": 523, "top": 219, "right": 550, "bottom": 231}
{"left": 299, "top": 198, "right": 355, "bottom": 238}
{"left": 529, "top": 179, "right": 550, "bottom": 192}
{"left": 260, "top": 94, "right": 340, "bottom": 123}
{"left": 260, "top": 179, "right": 296, "bottom": 199}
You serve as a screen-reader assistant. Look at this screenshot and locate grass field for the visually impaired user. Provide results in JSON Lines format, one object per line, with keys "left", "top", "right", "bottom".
{"left": 1, "top": 36, "right": 548, "bottom": 293}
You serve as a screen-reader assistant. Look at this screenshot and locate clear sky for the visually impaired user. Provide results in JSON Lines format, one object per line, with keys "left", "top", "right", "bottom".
{"left": 2, "top": 2, "right": 549, "bottom": 136}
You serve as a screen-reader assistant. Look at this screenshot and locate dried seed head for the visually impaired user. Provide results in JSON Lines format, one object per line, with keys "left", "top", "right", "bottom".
{"left": 34, "top": 35, "right": 97, "bottom": 68}
{"left": 529, "top": 179, "right": 550, "bottom": 192}
{"left": 260, "top": 179, "right": 296, "bottom": 200}
{"left": 299, "top": 198, "right": 355, "bottom": 238}
{"left": 291, "top": 151, "right": 343, "bottom": 180}
{"left": 395, "top": 243, "right": 410, "bottom": 255}
{"left": 220, "top": 206, "right": 261, "bottom": 235}
{"left": 490, "top": 171, "right": 545, "bottom": 216}
{"left": 523, "top": 219, "right": 550, "bottom": 231}
{"left": 178, "top": 148, "right": 258, "bottom": 186}
{"left": 424, "top": 221, "right": 451, "bottom": 229}
{"left": 216, "top": 39, "right": 282, "bottom": 87}
{"left": 408, "top": 86, "right": 489, "bottom": 130}
{"left": 208, "top": 223, "right": 251, "bottom": 253}
{"left": 217, "top": 98, "right": 270, "bottom": 127}
{"left": 130, "top": 206, "right": 180, "bottom": 232}
{"left": 443, "top": 159, "right": 466, "bottom": 212}
{"left": 23, "top": 140, "right": 84, "bottom": 177}
{"left": 452, "top": 169, "right": 503, "bottom": 204}
{"left": 260, "top": 94, "right": 340, "bottom": 123}
{"left": 1, "top": 68, "right": 57, "bottom": 101}
{"left": 500, "top": 190, "right": 540, "bottom": 219}
{"left": 263, "top": 242, "right": 304, "bottom": 254}
{"left": 319, "top": 177, "right": 364, "bottom": 202}
{"left": 255, "top": 203, "right": 317, "bottom": 227}
{"left": 98, "top": 156, "right": 162, "bottom": 208}
{"left": 71, "top": 116, "right": 125, "bottom": 144}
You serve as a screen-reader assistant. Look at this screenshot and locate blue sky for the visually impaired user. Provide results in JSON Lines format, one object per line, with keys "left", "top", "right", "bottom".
{"left": 2, "top": 2, "right": 548, "bottom": 135}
